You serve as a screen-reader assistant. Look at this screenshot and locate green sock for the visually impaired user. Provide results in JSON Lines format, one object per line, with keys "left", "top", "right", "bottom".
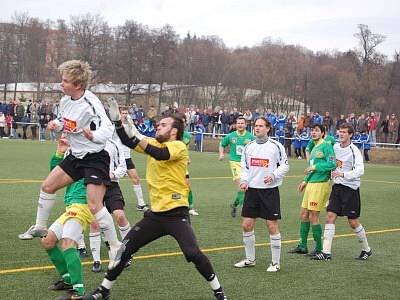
{"left": 46, "top": 246, "right": 70, "bottom": 283}
{"left": 311, "top": 224, "right": 323, "bottom": 252}
{"left": 236, "top": 191, "right": 245, "bottom": 206}
{"left": 188, "top": 190, "right": 193, "bottom": 207}
{"left": 299, "top": 221, "right": 311, "bottom": 248}
{"left": 63, "top": 248, "right": 85, "bottom": 296}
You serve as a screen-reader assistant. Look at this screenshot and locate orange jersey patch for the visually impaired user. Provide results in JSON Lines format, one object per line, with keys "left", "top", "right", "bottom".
{"left": 250, "top": 158, "right": 269, "bottom": 168}
{"left": 63, "top": 118, "right": 77, "bottom": 132}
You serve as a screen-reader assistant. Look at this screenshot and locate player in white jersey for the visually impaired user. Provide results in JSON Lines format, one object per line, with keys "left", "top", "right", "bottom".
{"left": 312, "top": 123, "right": 372, "bottom": 261}
{"left": 120, "top": 108, "right": 148, "bottom": 211}
{"left": 19, "top": 60, "right": 120, "bottom": 258}
{"left": 234, "top": 117, "right": 289, "bottom": 272}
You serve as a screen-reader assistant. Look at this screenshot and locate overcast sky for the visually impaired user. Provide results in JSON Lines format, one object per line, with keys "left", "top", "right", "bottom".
{"left": 1, "top": 0, "right": 399, "bottom": 57}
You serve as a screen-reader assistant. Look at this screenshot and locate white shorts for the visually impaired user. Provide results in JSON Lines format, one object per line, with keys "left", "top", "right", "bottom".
{"left": 48, "top": 219, "right": 83, "bottom": 243}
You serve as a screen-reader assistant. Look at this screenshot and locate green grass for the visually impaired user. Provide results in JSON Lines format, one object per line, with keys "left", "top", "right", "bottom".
{"left": 0, "top": 139, "right": 399, "bottom": 300}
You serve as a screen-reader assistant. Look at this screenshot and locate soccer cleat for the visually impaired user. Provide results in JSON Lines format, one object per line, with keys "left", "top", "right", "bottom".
{"left": 124, "top": 258, "right": 133, "bottom": 269}
{"left": 78, "top": 248, "right": 88, "bottom": 259}
{"left": 136, "top": 204, "right": 149, "bottom": 212}
{"left": 230, "top": 204, "right": 237, "bottom": 218}
{"left": 189, "top": 208, "right": 199, "bottom": 216}
{"left": 234, "top": 259, "right": 256, "bottom": 268}
{"left": 92, "top": 261, "right": 102, "bottom": 273}
{"left": 311, "top": 252, "right": 331, "bottom": 261}
{"left": 48, "top": 279, "right": 73, "bottom": 291}
{"left": 357, "top": 249, "right": 372, "bottom": 260}
{"left": 83, "top": 286, "right": 110, "bottom": 300}
{"left": 304, "top": 249, "right": 319, "bottom": 257}
{"left": 266, "top": 262, "right": 281, "bottom": 272}
{"left": 54, "top": 291, "right": 83, "bottom": 300}
{"left": 18, "top": 225, "right": 47, "bottom": 240}
{"left": 214, "top": 291, "right": 228, "bottom": 300}
{"left": 288, "top": 245, "right": 308, "bottom": 254}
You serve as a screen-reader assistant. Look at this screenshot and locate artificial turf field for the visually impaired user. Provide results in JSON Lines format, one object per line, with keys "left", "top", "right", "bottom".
{"left": 0, "top": 139, "right": 399, "bottom": 300}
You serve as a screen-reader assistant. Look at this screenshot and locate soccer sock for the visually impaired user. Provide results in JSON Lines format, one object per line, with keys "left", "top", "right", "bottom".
{"left": 353, "top": 225, "right": 371, "bottom": 252}
{"left": 299, "top": 221, "right": 310, "bottom": 248}
{"left": 46, "top": 246, "right": 69, "bottom": 281}
{"left": 63, "top": 248, "right": 85, "bottom": 296}
{"left": 270, "top": 233, "right": 281, "bottom": 265}
{"left": 118, "top": 223, "right": 131, "bottom": 240}
{"left": 95, "top": 207, "right": 119, "bottom": 248}
{"left": 35, "top": 190, "right": 56, "bottom": 228}
{"left": 188, "top": 190, "right": 193, "bottom": 207}
{"left": 208, "top": 274, "right": 222, "bottom": 291}
{"left": 133, "top": 184, "right": 145, "bottom": 207}
{"left": 89, "top": 231, "right": 101, "bottom": 262}
{"left": 237, "top": 191, "right": 245, "bottom": 206}
{"left": 322, "top": 224, "right": 335, "bottom": 254}
{"left": 77, "top": 234, "right": 86, "bottom": 250}
{"left": 312, "top": 224, "right": 323, "bottom": 252}
{"left": 101, "top": 278, "right": 115, "bottom": 290}
{"left": 243, "top": 231, "right": 256, "bottom": 261}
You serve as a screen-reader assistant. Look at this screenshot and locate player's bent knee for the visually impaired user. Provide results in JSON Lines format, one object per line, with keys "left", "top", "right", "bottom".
{"left": 184, "top": 248, "right": 204, "bottom": 264}
{"left": 41, "top": 236, "right": 57, "bottom": 250}
{"left": 60, "top": 238, "right": 77, "bottom": 250}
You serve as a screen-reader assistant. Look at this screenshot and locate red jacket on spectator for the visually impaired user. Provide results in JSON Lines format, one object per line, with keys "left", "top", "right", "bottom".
{"left": 368, "top": 116, "right": 378, "bottom": 130}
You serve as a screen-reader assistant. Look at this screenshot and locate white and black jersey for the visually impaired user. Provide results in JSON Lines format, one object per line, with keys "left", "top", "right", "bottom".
{"left": 240, "top": 138, "right": 289, "bottom": 189}
{"left": 333, "top": 143, "right": 364, "bottom": 190}
{"left": 105, "top": 138, "right": 127, "bottom": 183}
{"left": 53, "top": 90, "right": 114, "bottom": 159}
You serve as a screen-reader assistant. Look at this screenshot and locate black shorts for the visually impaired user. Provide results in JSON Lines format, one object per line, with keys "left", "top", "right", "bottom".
{"left": 59, "top": 150, "right": 111, "bottom": 186}
{"left": 104, "top": 182, "right": 125, "bottom": 212}
{"left": 241, "top": 187, "right": 281, "bottom": 220}
{"left": 125, "top": 158, "right": 136, "bottom": 170}
{"left": 327, "top": 184, "right": 360, "bottom": 219}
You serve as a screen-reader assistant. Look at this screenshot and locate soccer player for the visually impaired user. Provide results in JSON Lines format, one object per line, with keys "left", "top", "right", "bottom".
{"left": 42, "top": 137, "right": 93, "bottom": 300}
{"left": 219, "top": 117, "right": 255, "bottom": 217}
{"left": 120, "top": 107, "right": 148, "bottom": 211}
{"left": 312, "top": 123, "right": 372, "bottom": 260}
{"left": 83, "top": 100, "right": 227, "bottom": 300}
{"left": 90, "top": 136, "right": 131, "bottom": 273}
{"left": 289, "top": 124, "right": 336, "bottom": 256}
{"left": 234, "top": 117, "right": 289, "bottom": 272}
{"left": 19, "top": 60, "right": 120, "bottom": 262}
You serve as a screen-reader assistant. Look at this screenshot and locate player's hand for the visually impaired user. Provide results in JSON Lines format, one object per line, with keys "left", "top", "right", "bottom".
{"left": 82, "top": 128, "right": 94, "bottom": 140}
{"left": 304, "top": 166, "right": 315, "bottom": 174}
{"left": 110, "top": 171, "right": 116, "bottom": 180}
{"left": 298, "top": 181, "right": 307, "bottom": 193}
{"left": 240, "top": 183, "right": 248, "bottom": 191}
{"left": 107, "top": 97, "right": 121, "bottom": 122}
{"left": 331, "top": 170, "right": 343, "bottom": 178}
{"left": 125, "top": 116, "right": 144, "bottom": 140}
{"left": 218, "top": 154, "right": 224, "bottom": 161}
{"left": 57, "top": 135, "right": 69, "bottom": 154}
{"left": 264, "top": 174, "right": 275, "bottom": 185}
{"left": 47, "top": 120, "right": 57, "bottom": 130}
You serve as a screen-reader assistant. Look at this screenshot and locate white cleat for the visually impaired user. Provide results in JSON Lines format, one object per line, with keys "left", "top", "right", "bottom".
{"left": 189, "top": 209, "right": 199, "bottom": 216}
{"left": 18, "top": 225, "right": 47, "bottom": 240}
{"left": 234, "top": 259, "right": 256, "bottom": 268}
{"left": 267, "top": 262, "right": 281, "bottom": 272}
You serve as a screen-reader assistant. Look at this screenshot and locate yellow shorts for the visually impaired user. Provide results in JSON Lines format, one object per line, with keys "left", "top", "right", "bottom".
{"left": 56, "top": 204, "right": 94, "bottom": 232}
{"left": 229, "top": 161, "right": 241, "bottom": 181}
{"left": 301, "top": 182, "right": 330, "bottom": 211}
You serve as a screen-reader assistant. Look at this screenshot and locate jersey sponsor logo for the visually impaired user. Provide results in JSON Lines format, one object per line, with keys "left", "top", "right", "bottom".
{"left": 310, "top": 201, "right": 318, "bottom": 206}
{"left": 64, "top": 210, "right": 77, "bottom": 217}
{"left": 63, "top": 117, "right": 77, "bottom": 132}
{"left": 171, "top": 193, "right": 182, "bottom": 200}
{"left": 250, "top": 158, "right": 269, "bottom": 167}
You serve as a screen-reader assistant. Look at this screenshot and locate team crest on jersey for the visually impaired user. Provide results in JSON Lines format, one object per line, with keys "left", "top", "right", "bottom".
{"left": 315, "top": 150, "right": 324, "bottom": 158}
{"left": 250, "top": 158, "right": 269, "bottom": 167}
{"left": 63, "top": 117, "right": 77, "bottom": 132}
{"left": 336, "top": 159, "right": 343, "bottom": 168}
{"left": 231, "top": 137, "right": 237, "bottom": 144}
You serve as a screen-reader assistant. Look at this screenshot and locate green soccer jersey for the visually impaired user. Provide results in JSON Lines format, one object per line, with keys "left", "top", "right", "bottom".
{"left": 50, "top": 153, "right": 87, "bottom": 206}
{"left": 306, "top": 134, "right": 336, "bottom": 153}
{"left": 220, "top": 130, "right": 255, "bottom": 162}
{"left": 182, "top": 131, "right": 192, "bottom": 149}
{"left": 304, "top": 140, "right": 336, "bottom": 183}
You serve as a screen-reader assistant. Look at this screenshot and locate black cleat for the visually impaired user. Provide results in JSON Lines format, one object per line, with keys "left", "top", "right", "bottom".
{"left": 54, "top": 291, "right": 83, "bottom": 300}
{"left": 78, "top": 248, "right": 88, "bottom": 259}
{"left": 304, "top": 249, "right": 318, "bottom": 257}
{"left": 311, "top": 252, "right": 331, "bottom": 261}
{"left": 357, "top": 249, "right": 372, "bottom": 260}
{"left": 48, "top": 279, "right": 73, "bottom": 291}
{"left": 136, "top": 204, "right": 149, "bottom": 212}
{"left": 83, "top": 286, "right": 110, "bottom": 300}
{"left": 92, "top": 261, "right": 102, "bottom": 273}
{"left": 214, "top": 291, "right": 228, "bottom": 300}
{"left": 230, "top": 204, "right": 237, "bottom": 218}
{"left": 288, "top": 246, "right": 308, "bottom": 254}
{"left": 124, "top": 258, "right": 133, "bottom": 269}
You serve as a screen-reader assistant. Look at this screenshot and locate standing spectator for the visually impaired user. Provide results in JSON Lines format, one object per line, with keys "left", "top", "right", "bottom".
{"left": 202, "top": 109, "right": 211, "bottom": 133}
{"left": 287, "top": 112, "right": 297, "bottom": 135}
{"left": 368, "top": 112, "right": 378, "bottom": 145}
{"left": 21, "top": 113, "right": 30, "bottom": 139}
{"left": 348, "top": 113, "right": 357, "bottom": 130}
{"left": 5, "top": 114, "right": 13, "bottom": 137}
{"left": 284, "top": 128, "right": 293, "bottom": 157}
{"left": 336, "top": 114, "right": 346, "bottom": 130}
{"left": 360, "top": 131, "right": 370, "bottom": 161}
{"left": 388, "top": 113, "right": 398, "bottom": 144}
{"left": 265, "top": 109, "right": 277, "bottom": 135}
{"left": 300, "top": 129, "right": 310, "bottom": 159}
{"left": 276, "top": 113, "right": 286, "bottom": 130}
{"left": 275, "top": 127, "right": 285, "bottom": 145}
{"left": 352, "top": 131, "right": 362, "bottom": 149}
{"left": 146, "top": 105, "right": 157, "bottom": 126}
{"left": 194, "top": 121, "right": 206, "bottom": 151}
{"left": 293, "top": 129, "right": 302, "bottom": 159}
{"left": 136, "top": 106, "right": 145, "bottom": 122}
{"left": 221, "top": 109, "right": 230, "bottom": 134}
{"left": 39, "top": 114, "right": 48, "bottom": 140}
{"left": 0, "top": 111, "right": 5, "bottom": 138}
{"left": 47, "top": 114, "right": 56, "bottom": 141}
{"left": 52, "top": 102, "right": 60, "bottom": 119}
{"left": 30, "top": 109, "right": 39, "bottom": 140}
{"left": 243, "top": 109, "right": 253, "bottom": 132}
{"left": 304, "top": 112, "right": 312, "bottom": 134}
{"left": 322, "top": 112, "right": 333, "bottom": 135}
{"left": 380, "top": 115, "right": 390, "bottom": 144}
{"left": 311, "top": 112, "right": 322, "bottom": 126}
{"left": 297, "top": 113, "right": 305, "bottom": 132}
{"left": 189, "top": 108, "right": 198, "bottom": 132}
{"left": 357, "top": 114, "right": 368, "bottom": 134}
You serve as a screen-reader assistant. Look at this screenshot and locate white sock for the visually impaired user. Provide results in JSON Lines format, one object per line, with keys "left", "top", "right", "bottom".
{"left": 323, "top": 224, "right": 335, "bottom": 254}
{"left": 243, "top": 231, "right": 255, "bottom": 261}
{"left": 89, "top": 231, "right": 102, "bottom": 262}
{"left": 208, "top": 274, "right": 221, "bottom": 290}
{"left": 95, "top": 207, "right": 120, "bottom": 248}
{"left": 77, "top": 234, "right": 86, "bottom": 249}
{"left": 353, "top": 225, "right": 371, "bottom": 252}
{"left": 35, "top": 190, "right": 56, "bottom": 228}
{"left": 270, "top": 233, "right": 281, "bottom": 265}
{"left": 101, "top": 278, "right": 115, "bottom": 290}
{"left": 118, "top": 223, "right": 131, "bottom": 240}
{"left": 133, "top": 184, "right": 145, "bottom": 206}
